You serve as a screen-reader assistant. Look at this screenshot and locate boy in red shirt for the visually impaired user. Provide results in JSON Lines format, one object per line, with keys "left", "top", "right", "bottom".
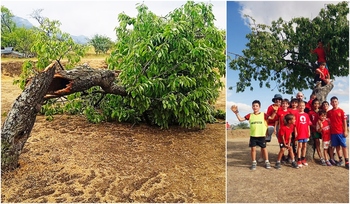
{"left": 275, "top": 114, "right": 299, "bottom": 169}
{"left": 295, "top": 101, "right": 312, "bottom": 167}
{"left": 327, "top": 96, "right": 349, "bottom": 169}
{"left": 305, "top": 94, "right": 316, "bottom": 111}
{"left": 289, "top": 98, "right": 299, "bottom": 156}
{"left": 310, "top": 39, "right": 330, "bottom": 69}
{"left": 308, "top": 98, "right": 324, "bottom": 165}
{"left": 317, "top": 110, "right": 332, "bottom": 166}
{"left": 314, "top": 62, "right": 330, "bottom": 86}
{"left": 275, "top": 99, "right": 291, "bottom": 162}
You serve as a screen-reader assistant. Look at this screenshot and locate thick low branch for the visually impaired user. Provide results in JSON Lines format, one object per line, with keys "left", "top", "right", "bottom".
{"left": 44, "top": 64, "right": 126, "bottom": 99}
{"left": 1, "top": 62, "right": 57, "bottom": 172}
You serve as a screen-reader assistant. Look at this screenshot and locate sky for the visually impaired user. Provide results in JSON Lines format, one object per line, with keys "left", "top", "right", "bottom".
{"left": 226, "top": 1, "right": 349, "bottom": 126}
{"left": 1, "top": 0, "right": 226, "bottom": 41}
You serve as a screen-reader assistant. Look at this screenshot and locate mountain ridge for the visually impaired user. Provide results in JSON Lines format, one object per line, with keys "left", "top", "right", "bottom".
{"left": 12, "top": 16, "right": 90, "bottom": 44}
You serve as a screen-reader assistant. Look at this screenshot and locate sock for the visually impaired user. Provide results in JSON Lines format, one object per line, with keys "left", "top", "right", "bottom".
{"left": 252, "top": 160, "right": 257, "bottom": 163}
{"left": 339, "top": 156, "right": 343, "bottom": 161}
{"left": 298, "top": 158, "right": 301, "bottom": 161}
{"left": 301, "top": 156, "right": 305, "bottom": 161}
{"left": 276, "top": 160, "right": 281, "bottom": 163}
{"left": 265, "top": 160, "right": 269, "bottom": 163}
{"left": 345, "top": 158, "right": 349, "bottom": 162}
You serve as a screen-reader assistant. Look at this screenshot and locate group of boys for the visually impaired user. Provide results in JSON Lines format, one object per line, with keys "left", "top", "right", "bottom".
{"left": 231, "top": 93, "right": 348, "bottom": 170}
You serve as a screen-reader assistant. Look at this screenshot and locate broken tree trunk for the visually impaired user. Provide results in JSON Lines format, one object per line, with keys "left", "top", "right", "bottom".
{"left": 44, "top": 64, "right": 126, "bottom": 99}
{"left": 1, "top": 62, "right": 57, "bottom": 172}
{"left": 1, "top": 62, "right": 128, "bottom": 172}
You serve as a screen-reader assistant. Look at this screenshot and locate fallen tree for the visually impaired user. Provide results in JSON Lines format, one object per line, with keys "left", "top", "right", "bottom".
{"left": 1, "top": 62, "right": 127, "bottom": 172}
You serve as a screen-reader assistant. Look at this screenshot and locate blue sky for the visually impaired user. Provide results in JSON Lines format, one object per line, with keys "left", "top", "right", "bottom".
{"left": 226, "top": 1, "right": 349, "bottom": 126}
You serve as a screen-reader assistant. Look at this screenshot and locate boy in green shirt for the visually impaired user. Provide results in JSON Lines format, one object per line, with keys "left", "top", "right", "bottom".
{"left": 231, "top": 100, "right": 277, "bottom": 170}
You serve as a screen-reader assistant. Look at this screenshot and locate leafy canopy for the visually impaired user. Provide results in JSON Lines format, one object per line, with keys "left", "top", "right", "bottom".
{"left": 105, "top": 1, "right": 225, "bottom": 128}
{"left": 229, "top": 1, "right": 349, "bottom": 94}
{"left": 89, "top": 34, "right": 113, "bottom": 54}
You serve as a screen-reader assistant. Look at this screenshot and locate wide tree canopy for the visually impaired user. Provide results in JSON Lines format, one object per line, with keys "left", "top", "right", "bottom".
{"left": 229, "top": 1, "right": 349, "bottom": 94}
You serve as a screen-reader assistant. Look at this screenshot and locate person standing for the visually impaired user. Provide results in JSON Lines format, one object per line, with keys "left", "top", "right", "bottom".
{"left": 295, "top": 101, "right": 312, "bottom": 168}
{"left": 317, "top": 110, "right": 332, "bottom": 166}
{"left": 296, "top": 92, "right": 310, "bottom": 113}
{"left": 275, "top": 114, "right": 299, "bottom": 169}
{"left": 310, "top": 39, "right": 330, "bottom": 70}
{"left": 308, "top": 98, "right": 324, "bottom": 165}
{"left": 231, "top": 100, "right": 277, "bottom": 170}
{"left": 327, "top": 96, "right": 349, "bottom": 169}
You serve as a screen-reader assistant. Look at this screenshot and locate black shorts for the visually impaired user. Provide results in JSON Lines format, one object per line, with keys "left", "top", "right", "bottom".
{"left": 249, "top": 136, "right": 266, "bottom": 148}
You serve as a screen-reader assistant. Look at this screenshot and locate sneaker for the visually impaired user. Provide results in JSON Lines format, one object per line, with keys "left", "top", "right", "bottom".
{"left": 258, "top": 158, "right": 264, "bottom": 163}
{"left": 320, "top": 158, "right": 326, "bottom": 166}
{"left": 297, "top": 161, "right": 303, "bottom": 168}
{"left": 265, "top": 161, "right": 271, "bottom": 169}
{"left": 250, "top": 162, "right": 257, "bottom": 170}
{"left": 330, "top": 159, "right": 337, "bottom": 165}
{"left": 345, "top": 162, "right": 349, "bottom": 169}
{"left": 265, "top": 135, "right": 271, "bottom": 142}
{"left": 337, "top": 159, "right": 343, "bottom": 167}
{"left": 275, "top": 162, "right": 281, "bottom": 170}
{"left": 302, "top": 159, "right": 308, "bottom": 166}
{"left": 291, "top": 161, "right": 299, "bottom": 169}
{"left": 326, "top": 160, "right": 332, "bottom": 166}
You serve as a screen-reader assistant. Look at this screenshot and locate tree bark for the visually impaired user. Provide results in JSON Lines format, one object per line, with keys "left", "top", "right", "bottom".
{"left": 1, "top": 62, "right": 56, "bottom": 172}
{"left": 311, "top": 82, "right": 334, "bottom": 103}
{"left": 1, "top": 63, "right": 127, "bottom": 172}
{"left": 44, "top": 64, "right": 126, "bottom": 99}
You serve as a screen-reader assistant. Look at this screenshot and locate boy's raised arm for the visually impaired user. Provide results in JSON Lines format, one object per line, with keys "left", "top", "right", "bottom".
{"left": 231, "top": 105, "right": 246, "bottom": 122}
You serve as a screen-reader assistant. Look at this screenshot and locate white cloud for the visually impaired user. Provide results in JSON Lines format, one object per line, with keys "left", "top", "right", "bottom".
{"left": 226, "top": 101, "right": 251, "bottom": 113}
{"left": 239, "top": 1, "right": 342, "bottom": 26}
{"left": 330, "top": 76, "right": 350, "bottom": 97}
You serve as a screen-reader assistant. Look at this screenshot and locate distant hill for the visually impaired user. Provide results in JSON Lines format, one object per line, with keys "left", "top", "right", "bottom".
{"left": 11, "top": 16, "right": 90, "bottom": 44}
{"left": 12, "top": 16, "right": 33, "bottom": 29}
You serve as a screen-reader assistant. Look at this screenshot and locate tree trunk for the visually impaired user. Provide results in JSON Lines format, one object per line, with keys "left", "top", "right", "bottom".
{"left": 1, "top": 63, "right": 128, "bottom": 172}
{"left": 306, "top": 82, "right": 334, "bottom": 162}
{"left": 1, "top": 62, "right": 57, "bottom": 172}
{"left": 311, "top": 82, "right": 334, "bottom": 103}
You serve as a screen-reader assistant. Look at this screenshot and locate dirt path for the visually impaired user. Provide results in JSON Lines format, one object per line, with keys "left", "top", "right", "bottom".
{"left": 227, "top": 129, "right": 349, "bottom": 203}
{"left": 1, "top": 61, "right": 226, "bottom": 202}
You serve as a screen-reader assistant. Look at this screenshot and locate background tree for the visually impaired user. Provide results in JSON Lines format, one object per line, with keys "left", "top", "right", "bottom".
{"left": 7, "top": 27, "right": 37, "bottom": 57}
{"left": 1, "top": 6, "right": 16, "bottom": 47}
{"left": 89, "top": 34, "right": 113, "bottom": 54}
{"left": 229, "top": 1, "right": 348, "bottom": 95}
{"left": 15, "top": 10, "right": 87, "bottom": 89}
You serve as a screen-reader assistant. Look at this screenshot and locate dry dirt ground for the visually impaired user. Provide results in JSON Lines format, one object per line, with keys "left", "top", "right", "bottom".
{"left": 227, "top": 129, "right": 349, "bottom": 203}
{"left": 1, "top": 60, "right": 226, "bottom": 203}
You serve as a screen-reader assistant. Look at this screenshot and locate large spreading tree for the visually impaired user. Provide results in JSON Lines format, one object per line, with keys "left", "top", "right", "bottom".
{"left": 228, "top": 1, "right": 348, "bottom": 161}
{"left": 229, "top": 1, "right": 348, "bottom": 98}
